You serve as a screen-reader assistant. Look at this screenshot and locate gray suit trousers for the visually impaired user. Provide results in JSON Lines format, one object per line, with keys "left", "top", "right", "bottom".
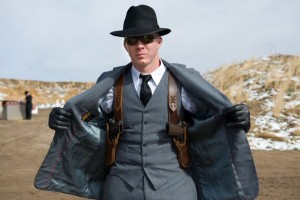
{"left": 103, "top": 170, "right": 197, "bottom": 200}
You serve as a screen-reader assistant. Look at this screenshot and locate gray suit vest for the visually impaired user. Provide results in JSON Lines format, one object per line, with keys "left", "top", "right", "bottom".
{"left": 110, "top": 69, "right": 187, "bottom": 191}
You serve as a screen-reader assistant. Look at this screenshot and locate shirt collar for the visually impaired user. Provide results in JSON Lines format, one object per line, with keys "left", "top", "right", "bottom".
{"left": 131, "top": 61, "right": 166, "bottom": 86}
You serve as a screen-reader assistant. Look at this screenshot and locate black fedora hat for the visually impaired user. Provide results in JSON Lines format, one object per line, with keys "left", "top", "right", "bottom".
{"left": 110, "top": 5, "right": 171, "bottom": 37}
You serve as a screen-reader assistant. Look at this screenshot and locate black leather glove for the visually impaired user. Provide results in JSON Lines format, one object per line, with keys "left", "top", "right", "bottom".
{"left": 222, "top": 103, "right": 251, "bottom": 133}
{"left": 48, "top": 107, "right": 72, "bottom": 131}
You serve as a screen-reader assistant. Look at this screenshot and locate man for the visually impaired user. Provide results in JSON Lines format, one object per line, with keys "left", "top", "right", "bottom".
{"left": 35, "top": 5, "right": 258, "bottom": 200}
{"left": 24, "top": 91, "right": 32, "bottom": 120}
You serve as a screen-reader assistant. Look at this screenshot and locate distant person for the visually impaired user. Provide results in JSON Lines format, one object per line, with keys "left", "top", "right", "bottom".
{"left": 35, "top": 4, "right": 258, "bottom": 200}
{"left": 24, "top": 91, "right": 32, "bottom": 120}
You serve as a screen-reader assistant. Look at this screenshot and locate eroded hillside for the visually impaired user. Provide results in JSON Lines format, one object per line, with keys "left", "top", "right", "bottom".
{"left": 1, "top": 54, "right": 299, "bottom": 150}
{"left": 203, "top": 54, "right": 300, "bottom": 149}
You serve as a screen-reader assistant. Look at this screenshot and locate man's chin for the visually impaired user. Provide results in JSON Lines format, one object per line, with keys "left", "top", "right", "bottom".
{"left": 134, "top": 59, "right": 148, "bottom": 67}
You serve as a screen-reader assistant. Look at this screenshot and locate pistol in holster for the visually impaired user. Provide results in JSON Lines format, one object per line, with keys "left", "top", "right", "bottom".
{"left": 167, "top": 120, "right": 190, "bottom": 168}
{"left": 105, "top": 119, "right": 122, "bottom": 166}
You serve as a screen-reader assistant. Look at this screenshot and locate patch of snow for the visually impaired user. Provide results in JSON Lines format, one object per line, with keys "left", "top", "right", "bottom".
{"left": 0, "top": 93, "right": 7, "bottom": 100}
{"left": 285, "top": 100, "right": 300, "bottom": 109}
{"left": 262, "top": 57, "right": 271, "bottom": 61}
{"left": 248, "top": 136, "right": 300, "bottom": 150}
{"left": 290, "top": 76, "right": 300, "bottom": 83}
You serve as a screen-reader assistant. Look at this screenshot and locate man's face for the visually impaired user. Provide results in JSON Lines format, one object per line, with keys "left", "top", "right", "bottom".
{"left": 124, "top": 34, "right": 162, "bottom": 71}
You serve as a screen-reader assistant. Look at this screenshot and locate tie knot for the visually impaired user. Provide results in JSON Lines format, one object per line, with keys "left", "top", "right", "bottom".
{"left": 140, "top": 74, "right": 152, "bottom": 83}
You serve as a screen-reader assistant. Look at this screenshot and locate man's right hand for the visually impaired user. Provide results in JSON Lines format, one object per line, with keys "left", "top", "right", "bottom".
{"left": 48, "top": 107, "right": 72, "bottom": 131}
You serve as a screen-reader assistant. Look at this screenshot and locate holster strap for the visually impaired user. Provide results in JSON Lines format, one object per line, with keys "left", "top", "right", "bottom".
{"left": 168, "top": 73, "right": 190, "bottom": 168}
{"left": 114, "top": 74, "right": 124, "bottom": 122}
{"left": 105, "top": 74, "right": 124, "bottom": 166}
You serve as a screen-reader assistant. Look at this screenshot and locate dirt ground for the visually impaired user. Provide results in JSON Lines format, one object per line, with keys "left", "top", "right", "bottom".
{"left": 0, "top": 109, "right": 299, "bottom": 200}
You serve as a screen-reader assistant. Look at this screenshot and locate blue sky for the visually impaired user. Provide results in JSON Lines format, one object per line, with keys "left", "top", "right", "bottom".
{"left": 0, "top": 0, "right": 299, "bottom": 82}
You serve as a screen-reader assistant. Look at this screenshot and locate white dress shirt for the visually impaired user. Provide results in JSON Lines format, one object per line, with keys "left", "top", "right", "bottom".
{"left": 100, "top": 62, "right": 198, "bottom": 114}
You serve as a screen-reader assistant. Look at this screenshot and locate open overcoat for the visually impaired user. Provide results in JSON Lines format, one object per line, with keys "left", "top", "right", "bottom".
{"left": 34, "top": 60, "right": 259, "bottom": 200}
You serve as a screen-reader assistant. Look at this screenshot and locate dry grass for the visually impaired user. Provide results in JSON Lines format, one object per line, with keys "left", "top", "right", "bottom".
{"left": 271, "top": 59, "right": 299, "bottom": 117}
{"left": 0, "top": 79, "right": 94, "bottom": 105}
{"left": 1, "top": 54, "right": 300, "bottom": 142}
{"left": 272, "top": 82, "right": 287, "bottom": 117}
{"left": 207, "top": 55, "right": 300, "bottom": 115}
{"left": 202, "top": 55, "right": 300, "bottom": 140}
{"left": 256, "top": 132, "right": 287, "bottom": 142}
{"left": 291, "top": 128, "right": 300, "bottom": 137}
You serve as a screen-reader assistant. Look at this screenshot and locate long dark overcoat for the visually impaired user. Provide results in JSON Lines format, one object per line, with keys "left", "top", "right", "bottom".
{"left": 34, "top": 60, "right": 259, "bottom": 200}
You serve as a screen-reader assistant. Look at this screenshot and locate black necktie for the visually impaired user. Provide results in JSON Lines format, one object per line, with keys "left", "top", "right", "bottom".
{"left": 140, "top": 74, "right": 152, "bottom": 106}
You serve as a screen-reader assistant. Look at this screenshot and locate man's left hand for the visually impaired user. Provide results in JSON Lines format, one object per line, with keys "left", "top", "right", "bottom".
{"left": 222, "top": 104, "right": 251, "bottom": 133}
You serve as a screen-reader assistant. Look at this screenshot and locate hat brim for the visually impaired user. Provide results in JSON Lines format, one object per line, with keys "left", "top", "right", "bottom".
{"left": 110, "top": 27, "right": 171, "bottom": 37}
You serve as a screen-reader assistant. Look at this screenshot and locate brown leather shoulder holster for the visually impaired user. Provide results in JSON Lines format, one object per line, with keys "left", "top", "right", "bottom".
{"left": 167, "top": 74, "right": 190, "bottom": 168}
{"left": 105, "top": 72, "right": 190, "bottom": 168}
{"left": 105, "top": 75, "right": 124, "bottom": 166}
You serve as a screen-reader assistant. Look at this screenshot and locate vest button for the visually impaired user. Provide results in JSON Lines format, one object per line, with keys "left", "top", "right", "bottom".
{"left": 144, "top": 121, "right": 148, "bottom": 125}
{"left": 143, "top": 154, "right": 147, "bottom": 157}
{"left": 143, "top": 144, "right": 147, "bottom": 147}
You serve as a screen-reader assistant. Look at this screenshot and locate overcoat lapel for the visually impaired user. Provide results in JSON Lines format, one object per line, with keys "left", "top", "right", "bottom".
{"left": 164, "top": 60, "right": 259, "bottom": 200}
{"left": 34, "top": 64, "right": 130, "bottom": 199}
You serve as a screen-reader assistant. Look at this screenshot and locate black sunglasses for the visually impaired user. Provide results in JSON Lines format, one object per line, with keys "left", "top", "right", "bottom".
{"left": 125, "top": 35, "right": 158, "bottom": 46}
